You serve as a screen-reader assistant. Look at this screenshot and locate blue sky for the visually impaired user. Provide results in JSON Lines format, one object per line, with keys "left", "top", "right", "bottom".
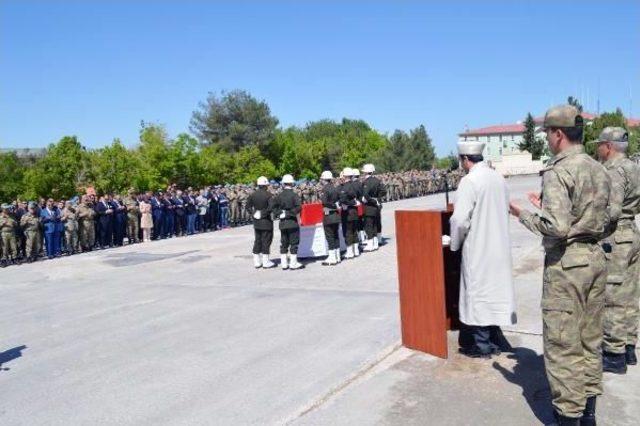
{"left": 1, "top": 1, "right": 638, "bottom": 156}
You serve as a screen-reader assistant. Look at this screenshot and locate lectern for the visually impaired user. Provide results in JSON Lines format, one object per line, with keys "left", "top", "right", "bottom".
{"left": 395, "top": 209, "right": 461, "bottom": 359}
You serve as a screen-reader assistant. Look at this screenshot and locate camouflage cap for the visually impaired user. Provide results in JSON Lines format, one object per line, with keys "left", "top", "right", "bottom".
{"left": 540, "top": 105, "right": 583, "bottom": 130}
{"left": 596, "top": 126, "right": 628, "bottom": 143}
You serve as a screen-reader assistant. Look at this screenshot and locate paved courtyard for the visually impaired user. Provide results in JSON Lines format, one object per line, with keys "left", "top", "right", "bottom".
{"left": 1, "top": 175, "right": 638, "bottom": 425}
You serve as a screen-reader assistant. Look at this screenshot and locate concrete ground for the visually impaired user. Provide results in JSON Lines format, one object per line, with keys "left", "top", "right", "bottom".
{"left": 1, "top": 175, "right": 638, "bottom": 425}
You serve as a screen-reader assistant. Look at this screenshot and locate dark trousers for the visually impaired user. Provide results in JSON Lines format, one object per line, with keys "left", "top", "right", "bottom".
{"left": 324, "top": 223, "right": 340, "bottom": 250}
{"left": 114, "top": 217, "right": 126, "bottom": 246}
{"left": 165, "top": 212, "right": 175, "bottom": 237}
{"left": 44, "top": 231, "right": 61, "bottom": 257}
{"left": 152, "top": 212, "right": 163, "bottom": 239}
{"left": 344, "top": 220, "right": 358, "bottom": 245}
{"left": 99, "top": 220, "right": 113, "bottom": 247}
{"left": 280, "top": 228, "right": 300, "bottom": 254}
{"left": 458, "top": 323, "right": 512, "bottom": 354}
{"left": 364, "top": 215, "right": 378, "bottom": 239}
{"left": 253, "top": 229, "right": 273, "bottom": 254}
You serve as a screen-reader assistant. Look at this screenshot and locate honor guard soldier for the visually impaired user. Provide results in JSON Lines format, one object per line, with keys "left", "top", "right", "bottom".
{"left": 339, "top": 168, "right": 361, "bottom": 259}
{"left": 351, "top": 168, "right": 365, "bottom": 244}
{"left": 361, "top": 164, "right": 386, "bottom": 251}
{"left": 320, "top": 170, "right": 341, "bottom": 265}
{"left": 593, "top": 127, "right": 640, "bottom": 372}
{"left": 510, "top": 105, "right": 611, "bottom": 425}
{"left": 247, "top": 176, "right": 276, "bottom": 269}
{"left": 273, "top": 174, "right": 303, "bottom": 270}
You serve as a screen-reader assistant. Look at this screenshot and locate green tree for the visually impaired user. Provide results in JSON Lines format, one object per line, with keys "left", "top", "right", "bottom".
{"left": 169, "top": 133, "right": 203, "bottom": 187}
{"left": 190, "top": 89, "right": 279, "bottom": 152}
{"left": 89, "top": 139, "right": 141, "bottom": 194}
{"left": 435, "top": 152, "right": 459, "bottom": 170}
{"left": 0, "top": 152, "right": 26, "bottom": 201}
{"left": 22, "top": 136, "right": 89, "bottom": 199}
{"left": 518, "top": 113, "right": 544, "bottom": 160}
{"left": 584, "top": 109, "right": 627, "bottom": 156}
{"left": 199, "top": 145, "right": 234, "bottom": 184}
{"left": 135, "top": 124, "right": 174, "bottom": 191}
{"left": 229, "top": 145, "right": 277, "bottom": 183}
{"left": 567, "top": 96, "right": 583, "bottom": 112}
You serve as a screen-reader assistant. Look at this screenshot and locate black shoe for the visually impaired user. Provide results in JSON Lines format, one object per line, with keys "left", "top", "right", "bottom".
{"left": 458, "top": 346, "right": 491, "bottom": 359}
{"left": 552, "top": 411, "right": 580, "bottom": 426}
{"left": 603, "top": 351, "right": 627, "bottom": 374}
{"left": 580, "top": 396, "right": 596, "bottom": 426}
{"left": 626, "top": 345, "right": 637, "bottom": 366}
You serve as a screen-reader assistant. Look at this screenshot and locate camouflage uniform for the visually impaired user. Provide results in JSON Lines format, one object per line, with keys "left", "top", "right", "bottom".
{"left": 61, "top": 205, "right": 80, "bottom": 254}
{"left": 228, "top": 190, "right": 239, "bottom": 225}
{"left": 597, "top": 129, "right": 640, "bottom": 358}
{"left": 124, "top": 195, "right": 140, "bottom": 243}
{"left": 20, "top": 210, "right": 41, "bottom": 260}
{"left": 77, "top": 201, "right": 96, "bottom": 251}
{"left": 0, "top": 211, "right": 18, "bottom": 262}
{"left": 518, "top": 106, "right": 611, "bottom": 419}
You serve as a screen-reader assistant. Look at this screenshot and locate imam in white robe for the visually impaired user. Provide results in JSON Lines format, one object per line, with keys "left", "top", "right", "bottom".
{"left": 449, "top": 162, "right": 516, "bottom": 326}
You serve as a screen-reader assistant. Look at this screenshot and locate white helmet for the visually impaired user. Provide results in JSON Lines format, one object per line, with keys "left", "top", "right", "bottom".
{"left": 352, "top": 168, "right": 360, "bottom": 177}
{"left": 256, "top": 176, "right": 269, "bottom": 186}
{"left": 342, "top": 167, "right": 353, "bottom": 177}
{"left": 282, "top": 174, "right": 294, "bottom": 184}
{"left": 362, "top": 164, "right": 375, "bottom": 174}
{"left": 320, "top": 171, "right": 333, "bottom": 180}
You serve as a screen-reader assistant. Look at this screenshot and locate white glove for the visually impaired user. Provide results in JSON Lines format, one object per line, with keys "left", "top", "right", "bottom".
{"left": 279, "top": 211, "right": 286, "bottom": 219}
{"left": 355, "top": 201, "right": 361, "bottom": 207}
{"left": 335, "top": 202, "right": 341, "bottom": 210}
{"left": 442, "top": 235, "right": 451, "bottom": 247}
{"left": 361, "top": 196, "right": 367, "bottom": 203}
{"left": 253, "top": 211, "right": 261, "bottom": 220}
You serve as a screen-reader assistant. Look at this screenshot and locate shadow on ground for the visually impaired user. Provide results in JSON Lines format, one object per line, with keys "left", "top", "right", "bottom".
{"left": 0, "top": 345, "right": 27, "bottom": 371}
{"left": 493, "top": 347, "right": 553, "bottom": 425}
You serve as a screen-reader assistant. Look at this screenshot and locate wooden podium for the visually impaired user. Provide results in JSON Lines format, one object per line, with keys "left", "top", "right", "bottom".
{"left": 394, "top": 209, "right": 461, "bottom": 359}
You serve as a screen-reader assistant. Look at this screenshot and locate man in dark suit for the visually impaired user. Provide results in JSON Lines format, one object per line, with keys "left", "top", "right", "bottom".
{"left": 96, "top": 195, "right": 114, "bottom": 248}
{"left": 111, "top": 195, "right": 127, "bottom": 246}
{"left": 149, "top": 191, "right": 164, "bottom": 240}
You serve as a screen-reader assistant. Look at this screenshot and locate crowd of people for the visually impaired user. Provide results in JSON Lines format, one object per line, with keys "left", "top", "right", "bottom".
{"left": 0, "top": 168, "right": 461, "bottom": 267}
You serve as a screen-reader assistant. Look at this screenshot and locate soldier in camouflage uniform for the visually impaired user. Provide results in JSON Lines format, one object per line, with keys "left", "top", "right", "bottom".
{"left": 510, "top": 105, "right": 611, "bottom": 425}
{"left": 77, "top": 195, "right": 97, "bottom": 252}
{"left": 593, "top": 127, "right": 640, "bottom": 372}
{"left": 20, "top": 203, "right": 41, "bottom": 262}
{"left": 0, "top": 205, "right": 19, "bottom": 266}
{"left": 237, "top": 188, "right": 249, "bottom": 225}
{"left": 228, "top": 188, "right": 239, "bottom": 226}
{"left": 61, "top": 201, "right": 80, "bottom": 255}
{"left": 124, "top": 189, "right": 140, "bottom": 244}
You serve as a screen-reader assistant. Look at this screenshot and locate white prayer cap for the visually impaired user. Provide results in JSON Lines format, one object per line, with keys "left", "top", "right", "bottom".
{"left": 457, "top": 141, "right": 485, "bottom": 156}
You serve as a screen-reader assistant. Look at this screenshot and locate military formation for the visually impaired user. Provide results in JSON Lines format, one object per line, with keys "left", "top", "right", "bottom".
{"left": 509, "top": 105, "right": 640, "bottom": 425}
{"left": 0, "top": 169, "right": 461, "bottom": 267}
{"left": 246, "top": 164, "right": 389, "bottom": 270}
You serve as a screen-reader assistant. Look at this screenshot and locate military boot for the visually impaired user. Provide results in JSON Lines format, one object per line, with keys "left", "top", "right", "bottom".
{"left": 580, "top": 396, "right": 596, "bottom": 426}
{"left": 603, "top": 351, "right": 627, "bottom": 374}
{"left": 253, "top": 254, "right": 262, "bottom": 269}
{"left": 280, "top": 254, "right": 289, "bottom": 270}
{"left": 261, "top": 254, "right": 275, "bottom": 269}
{"left": 626, "top": 345, "right": 637, "bottom": 365}
{"left": 288, "top": 254, "right": 303, "bottom": 270}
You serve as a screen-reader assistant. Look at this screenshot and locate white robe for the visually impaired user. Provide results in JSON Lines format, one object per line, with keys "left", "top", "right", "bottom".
{"left": 449, "top": 162, "right": 516, "bottom": 326}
